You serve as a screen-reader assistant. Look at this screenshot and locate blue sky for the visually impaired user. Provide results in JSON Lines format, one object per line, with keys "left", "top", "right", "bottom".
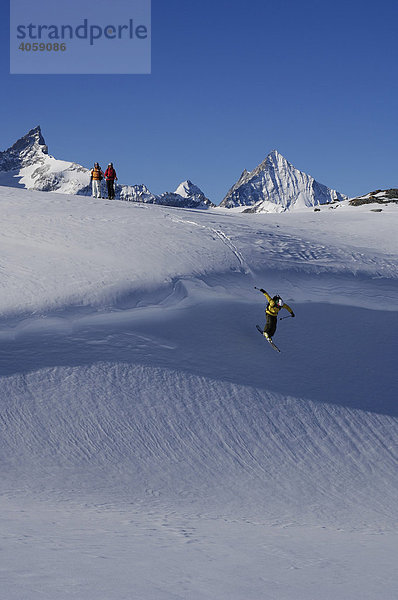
{"left": 1, "top": 0, "right": 397, "bottom": 202}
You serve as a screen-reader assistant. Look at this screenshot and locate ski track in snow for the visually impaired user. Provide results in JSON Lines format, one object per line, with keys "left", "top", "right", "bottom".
{"left": 0, "top": 187, "right": 397, "bottom": 599}
{"left": 167, "top": 213, "right": 254, "bottom": 276}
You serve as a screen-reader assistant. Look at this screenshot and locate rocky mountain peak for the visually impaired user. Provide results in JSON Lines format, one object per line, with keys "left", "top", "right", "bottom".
{"left": 221, "top": 150, "right": 347, "bottom": 212}
{"left": 0, "top": 125, "right": 48, "bottom": 172}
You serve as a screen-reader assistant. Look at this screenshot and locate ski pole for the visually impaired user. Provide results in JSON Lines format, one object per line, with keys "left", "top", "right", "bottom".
{"left": 279, "top": 315, "right": 293, "bottom": 320}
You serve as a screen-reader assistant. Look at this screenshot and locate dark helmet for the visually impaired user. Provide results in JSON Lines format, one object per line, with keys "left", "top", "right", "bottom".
{"left": 273, "top": 295, "right": 283, "bottom": 307}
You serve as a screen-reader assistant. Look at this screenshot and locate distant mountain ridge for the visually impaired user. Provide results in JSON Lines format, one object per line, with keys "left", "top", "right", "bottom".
{"left": 0, "top": 127, "right": 352, "bottom": 211}
{"left": 0, "top": 126, "right": 214, "bottom": 209}
{"left": 349, "top": 189, "right": 398, "bottom": 206}
{"left": 221, "top": 150, "right": 347, "bottom": 212}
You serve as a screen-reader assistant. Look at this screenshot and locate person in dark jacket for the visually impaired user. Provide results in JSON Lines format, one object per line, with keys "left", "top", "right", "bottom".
{"left": 104, "top": 163, "right": 118, "bottom": 199}
{"left": 256, "top": 287, "right": 295, "bottom": 340}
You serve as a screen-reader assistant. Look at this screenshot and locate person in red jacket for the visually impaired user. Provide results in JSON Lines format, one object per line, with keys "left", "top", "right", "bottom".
{"left": 104, "top": 163, "right": 118, "bottom": 199}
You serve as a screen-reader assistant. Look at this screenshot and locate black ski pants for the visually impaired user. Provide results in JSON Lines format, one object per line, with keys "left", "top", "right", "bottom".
{"left": 264, "top": 314, "right": 277, "bottom": 337}
{"left": 106, "top": 179, "right": 115, "bottom": 199}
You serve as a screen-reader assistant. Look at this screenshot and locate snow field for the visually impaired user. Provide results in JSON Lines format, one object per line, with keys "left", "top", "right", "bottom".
{"left": 0, "top": 186, "right": 397, "bottom": 599}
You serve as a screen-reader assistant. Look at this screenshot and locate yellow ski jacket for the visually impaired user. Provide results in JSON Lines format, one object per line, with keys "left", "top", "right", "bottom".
{"left": 262, "top": 290, "right": 294, "bottom": 317}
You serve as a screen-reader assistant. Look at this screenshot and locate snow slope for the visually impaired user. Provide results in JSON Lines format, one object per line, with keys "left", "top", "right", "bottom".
{"left": 0, "top": 186, "right": 397, "bottom": 599}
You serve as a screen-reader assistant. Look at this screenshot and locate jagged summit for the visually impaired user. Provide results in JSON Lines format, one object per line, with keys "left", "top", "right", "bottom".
{"left": 175, "top": 180, "right": 201, "bottom": 197}
{"left": 0, "top": 125, "right": 48, "bottom": 172}
{"left": 221, "top": 150, "right": 347, "bottom": 212}
{"left": 10, "top": 125, "right": 48, "bottom": 154}
{"left": 0, "top": 125, "right": 91, "bottom": 195}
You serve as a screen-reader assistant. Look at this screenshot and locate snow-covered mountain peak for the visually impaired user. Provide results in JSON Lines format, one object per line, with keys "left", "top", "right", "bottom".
{"left": 220, "top": 150, "right": 347, "bottom": 212}
{"left": 267, "top": 149, "right": 285, "bottom": 161}
{"left": 263, "top": 149, "right": 284, "bottom": 165}
{"left": 175, "top": 179, "right": 201, "bottom": 198}
{"left": 249, "top": 149, "right": 289, "bottom": 179}
{"left": 11, "top": 125, "right": 47, "bottom": 153}
{"left": 0, "top": 125, "right": 49, "bottom": 172}
{"left": 172, "top": 179, "right": 214, "bottom": 208}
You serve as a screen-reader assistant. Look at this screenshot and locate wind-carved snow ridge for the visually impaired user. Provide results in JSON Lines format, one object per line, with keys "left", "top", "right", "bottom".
{"left": 221, "top": 150, "right": 347, "bottom": 212}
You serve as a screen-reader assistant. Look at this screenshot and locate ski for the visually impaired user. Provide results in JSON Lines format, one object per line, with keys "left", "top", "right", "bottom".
{"left": 256, "top": 325, "right": 281, "bottom": 352}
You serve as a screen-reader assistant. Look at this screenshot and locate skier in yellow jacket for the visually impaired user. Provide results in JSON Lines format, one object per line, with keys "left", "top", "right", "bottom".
{"left": 256, "top": 287, "right": 295, "bottom": 340}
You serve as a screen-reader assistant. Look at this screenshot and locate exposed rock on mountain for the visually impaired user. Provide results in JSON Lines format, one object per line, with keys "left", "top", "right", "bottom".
{"left": 221, "top": 150, "right": 347, "bottom": 212}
